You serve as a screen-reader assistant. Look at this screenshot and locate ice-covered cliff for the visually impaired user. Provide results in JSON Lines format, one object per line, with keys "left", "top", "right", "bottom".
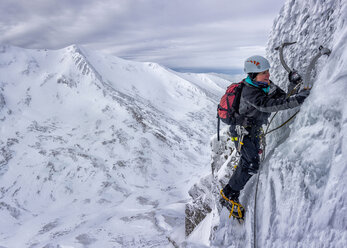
{"left": 185, "top": 0, "right": 347, "bottom": 247}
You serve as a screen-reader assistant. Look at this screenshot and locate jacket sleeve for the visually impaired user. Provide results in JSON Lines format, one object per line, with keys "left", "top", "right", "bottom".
{"left": 268, "top": 84, "right": 287, "bottom": 98}
{"left": 287, "top": 82, "right": 300, "bottom": 96}
{"left": 269, "top": 82, "right": 299, "bottom": 98}
{"left": 243, "top": 86, "right": 301, "bottom": 113}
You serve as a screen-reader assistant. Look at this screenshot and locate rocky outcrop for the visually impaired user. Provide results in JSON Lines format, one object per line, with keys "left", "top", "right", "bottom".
{"left": 0, "top": 93, "right": 5, "bottom": 112}
{"left": 185, "top": 127, "right": 237, "bottom": 236}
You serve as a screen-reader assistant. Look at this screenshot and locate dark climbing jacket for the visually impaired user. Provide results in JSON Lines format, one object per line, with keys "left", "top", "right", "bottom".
{"left": 227, "top": 77, "right": 300, "bottom": 192}
{"left": 238, "top": 76, "right": 300, "bottom": 126}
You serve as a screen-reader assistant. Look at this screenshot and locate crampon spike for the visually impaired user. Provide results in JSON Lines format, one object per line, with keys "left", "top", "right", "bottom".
{"left": 220, "top": 190, "right": 245, "bottom": 221}
{"left": 228, "top": 201, "right": 245, "bottom": 220}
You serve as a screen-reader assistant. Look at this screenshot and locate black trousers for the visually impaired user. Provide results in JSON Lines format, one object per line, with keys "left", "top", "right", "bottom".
{"left": 228, "top": 125, "right": 261, "bottom": 192}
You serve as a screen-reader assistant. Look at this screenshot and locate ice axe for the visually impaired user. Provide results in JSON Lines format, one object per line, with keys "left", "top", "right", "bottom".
{"left": 275, "top": 41, "right": 297, "bottom": 73}
{"left": 264, "top": 42, "right": 332, "bottom": 139}
{"left": 275, "top": 42, "right": 331, "bottom": 90}
{"left": 303, "top": 45, "right": 331, "bottom": 89}
{"left": 275, "top": 41, "right": 303, "bottom": 93}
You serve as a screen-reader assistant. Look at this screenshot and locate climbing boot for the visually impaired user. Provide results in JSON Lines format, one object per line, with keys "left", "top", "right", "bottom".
{"left": 220, "top": 184, "right": 245, "bottom": 221}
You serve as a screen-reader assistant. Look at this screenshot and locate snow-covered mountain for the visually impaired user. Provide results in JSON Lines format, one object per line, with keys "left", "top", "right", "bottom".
{"left": 185, "top": 0, "right": 347, "bottom": 247}
{"left": 1, "top": 0, "right": 347, "bottom": 247}
{"left": 0, "top": 44, "right": 231, "bottom": 247}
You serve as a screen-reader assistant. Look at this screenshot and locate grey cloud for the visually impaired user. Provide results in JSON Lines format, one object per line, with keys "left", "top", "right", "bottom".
{"left": 0, "top": 0, "right": 285, "bottom": 73}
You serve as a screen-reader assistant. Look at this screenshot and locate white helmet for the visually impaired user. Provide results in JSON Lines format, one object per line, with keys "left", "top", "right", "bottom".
{"left": 244, "top": 55, "right": 270, "bottom": 73}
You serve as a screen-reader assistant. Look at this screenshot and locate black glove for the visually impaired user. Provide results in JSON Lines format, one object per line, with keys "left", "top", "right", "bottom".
{"left": 288, "top": 70, "right": 302, "bottom": 85}
{"left": 295, "top": 89, "right": 310, "bottom": 104}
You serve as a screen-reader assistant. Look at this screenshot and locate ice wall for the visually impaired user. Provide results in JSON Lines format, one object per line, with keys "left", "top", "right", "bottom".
{"left": 257, "top": 0, "right": 347, "bottom": 247}
{"left": 185, "top": 0, "right": 347, "bottom": 247}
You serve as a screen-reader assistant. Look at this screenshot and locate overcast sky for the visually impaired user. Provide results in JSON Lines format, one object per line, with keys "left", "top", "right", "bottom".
{"left": 0, "top": 0, "right": 286, "bottom": 74}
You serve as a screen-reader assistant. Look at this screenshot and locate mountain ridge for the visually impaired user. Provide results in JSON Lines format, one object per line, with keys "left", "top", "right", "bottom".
{"left": 0, "top": 44, "right": 231, "bottom": 247}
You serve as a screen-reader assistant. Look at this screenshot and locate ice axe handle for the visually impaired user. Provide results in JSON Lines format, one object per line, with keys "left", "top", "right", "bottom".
{"left": 275, "top": 42, "right": 297, "bottom": 73}
{"left": 303, "top": 45, "right": 332, "bottom": 88}
{"left": 319, "top": 46, "right": 331, "bottom": 56}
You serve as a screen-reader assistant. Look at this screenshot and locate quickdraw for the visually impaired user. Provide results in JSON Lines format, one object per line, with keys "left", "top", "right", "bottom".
{"left": 236, "top": 125, "right": 249, "bottom": 153}
{"left": 230, "top": 125, "right": 249, "bottom": 171}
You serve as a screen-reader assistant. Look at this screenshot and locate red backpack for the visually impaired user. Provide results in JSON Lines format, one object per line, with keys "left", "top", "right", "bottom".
{"left": 217, "top": 80, "right": 244, "bottom": 140}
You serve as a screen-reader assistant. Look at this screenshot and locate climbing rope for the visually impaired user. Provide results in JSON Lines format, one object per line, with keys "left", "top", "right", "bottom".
{"left": 252, "top": 111, "right": 296, "bottom": 248}
{"left": 265, "top": 110, "right": 300, "bottom": 135}
{"left": 252, "top": 92, "right": 300, "bottom": 248}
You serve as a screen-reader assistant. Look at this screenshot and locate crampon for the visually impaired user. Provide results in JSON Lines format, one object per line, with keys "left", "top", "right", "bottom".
{"left": 220, "top": 189, "right": 245, "bottom": 224}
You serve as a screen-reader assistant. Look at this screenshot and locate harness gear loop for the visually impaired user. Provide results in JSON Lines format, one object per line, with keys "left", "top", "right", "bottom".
{"left": 258, "top": 128, "right": 266, "bottom": 162}
{"left": 236, "top": 125, "right": 249, "bottom": 153}
{"left": 229, "top": 125, "right": 249, "bottom": 171}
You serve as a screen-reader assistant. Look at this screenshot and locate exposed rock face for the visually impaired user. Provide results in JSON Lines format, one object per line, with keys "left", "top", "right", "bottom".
{"left": 185, "top": 127, "right": 237, "bottom": 236}
{"left": 0, "top": 93, "right": 5, "bottom": 111}
{"left": 185, "top": 177, "right": 213, "bottom": 237}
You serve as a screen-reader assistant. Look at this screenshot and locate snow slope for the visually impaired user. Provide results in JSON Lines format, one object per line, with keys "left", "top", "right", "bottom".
{"left": 0, "top": 44, "right": 229, "bottom": 247}
{"left": 186, "top": 0, "right": 347, "bottom": 247}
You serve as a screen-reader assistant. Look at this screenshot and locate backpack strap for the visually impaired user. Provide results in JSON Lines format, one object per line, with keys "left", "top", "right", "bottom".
{"left": 217, "top": 111, "right": 221, "bottom": 141}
